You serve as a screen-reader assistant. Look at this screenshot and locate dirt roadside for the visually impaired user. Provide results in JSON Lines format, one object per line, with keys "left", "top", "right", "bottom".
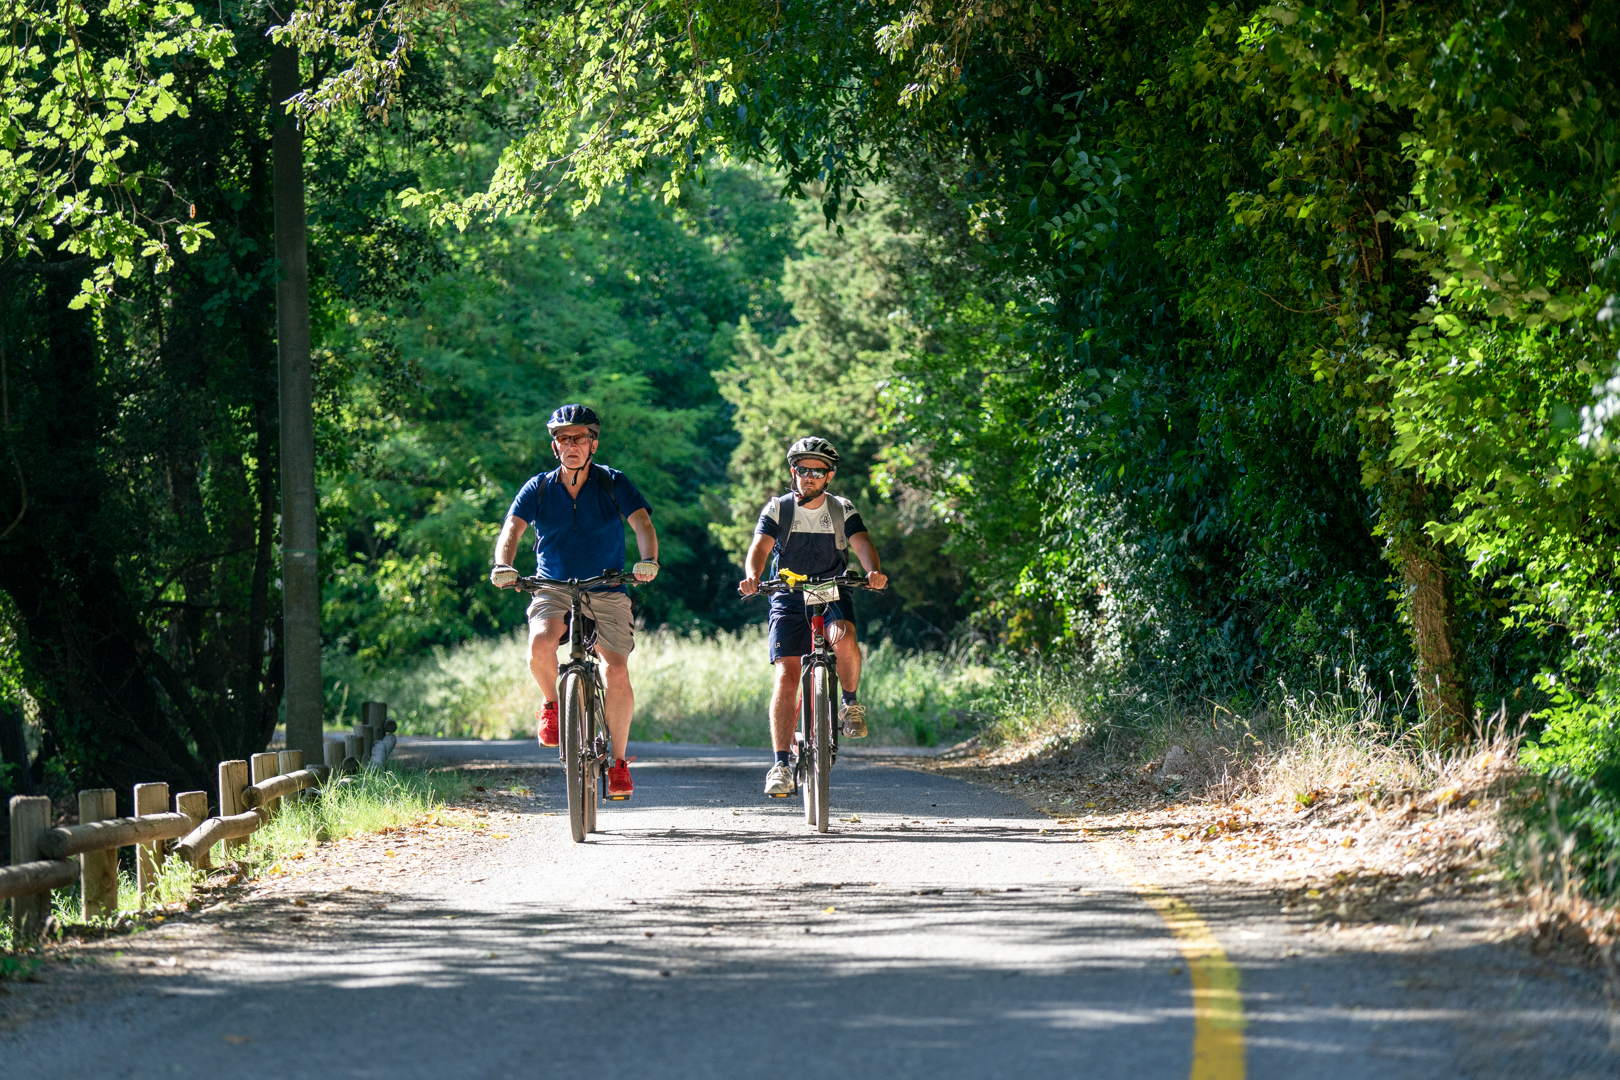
{"left": 916, "top": 743, "right": 1618, "bottom": 978}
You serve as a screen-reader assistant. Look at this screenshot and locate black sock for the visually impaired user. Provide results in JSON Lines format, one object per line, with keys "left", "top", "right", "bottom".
{"left": 841, "top": 689, "right": 858, "bottom": 706}
{"left": 775, "top": 750, "right": 791, "bottom": 767}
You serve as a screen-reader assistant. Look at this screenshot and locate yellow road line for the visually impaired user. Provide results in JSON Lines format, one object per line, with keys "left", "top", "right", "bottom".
{"left": 1095, "top": 839, "right": 1246, "bottom": 1080}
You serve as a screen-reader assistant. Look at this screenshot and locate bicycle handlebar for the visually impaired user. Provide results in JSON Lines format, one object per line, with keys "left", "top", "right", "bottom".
{"left": 742, "top": 570, "right": 877, "bottom": 598}
{"left": 494, "top": 569, "right": 638, "bottom": 594}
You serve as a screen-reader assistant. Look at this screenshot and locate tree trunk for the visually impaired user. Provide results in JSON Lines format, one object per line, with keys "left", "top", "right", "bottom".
{"left": 1389, "top": 476, "right": 1473, "bottom": 742}
{"left": 271, "top": 44, "right": 323, "bottom": 762}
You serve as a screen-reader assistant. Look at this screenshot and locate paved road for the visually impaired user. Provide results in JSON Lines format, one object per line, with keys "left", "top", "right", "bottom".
{"left": 3, "top": 740, "right": 1613, "bottom": 1078}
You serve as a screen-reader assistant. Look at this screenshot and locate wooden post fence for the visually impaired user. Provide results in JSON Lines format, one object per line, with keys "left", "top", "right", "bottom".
{"left": 0, "top": 704, "right": 387, "bottom": 945}
{"left": 9, "top": 795, "right": 54, "bottom": 941}
{"left": 250, "top": 753, "right": 280, "bottom": 817}
{"left": 175, "top": 791, "right": 208, "bottom": 869}
{"left": 218, "top": 759, "right": 250, "bottom": 856}
{"left": 133, "top": 782, "right": 168, "bottom": 903}
{"left": 78, "top": 788, "right": 117, "bottom": 920}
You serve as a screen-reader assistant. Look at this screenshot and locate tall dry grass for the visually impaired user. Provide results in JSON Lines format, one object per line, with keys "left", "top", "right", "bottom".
{"left": 975, "top": 655, "right": 1501, "bottom": 807}
{"left": 325, "top": 627, "right": 992, "bottom": 746}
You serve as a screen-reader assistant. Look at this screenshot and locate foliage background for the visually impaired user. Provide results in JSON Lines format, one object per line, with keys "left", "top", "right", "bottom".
{"left": 5, "top": 0, "right": 1620, "bottom": 893}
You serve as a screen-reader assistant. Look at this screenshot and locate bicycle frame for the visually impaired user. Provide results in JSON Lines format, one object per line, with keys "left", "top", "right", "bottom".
{"left": 799, "top": 605, "right": 841, "bottom": 765}
{"left": 559, "top": 598, "right": 610, "bottom": 803}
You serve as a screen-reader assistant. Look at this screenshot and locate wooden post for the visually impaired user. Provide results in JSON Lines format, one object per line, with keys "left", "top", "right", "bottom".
{"left": 278, "top": 750, "right": 305, "bottom": 803}
{"left": 251, "top": 752, "right": 281, "bottom": 817}
{"left": 356, "top": 723, "right": 375, "bottom": 765}
{"left": 323, "top": 738, "right": 344, "bottom": 773}
{"left": 362, "top": 701, "right": 388, "bottom": 734}
{"left": 78, "top": 789, "right": 118, "bottom": 920}
{"left": 9, "top": 795, "right": 51, "bottom": 942}
{"left": 133, "top": 782, "right": 168, "bottom": 904}
{"left": 343, "top": 734, "right": 363, "bottom": 773}
{"left": 174, "top": 791, "right": 209, "bottom": 870}
{"left": 218, "top": 759, "right": 251, "bottom": 857}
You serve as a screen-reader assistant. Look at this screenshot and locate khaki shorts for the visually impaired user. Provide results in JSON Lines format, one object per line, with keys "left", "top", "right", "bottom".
{"left": 527, "top": 589, "right": 636, "bottom": 657}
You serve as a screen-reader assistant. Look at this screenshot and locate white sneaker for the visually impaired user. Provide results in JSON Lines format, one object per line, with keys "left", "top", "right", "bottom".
{"left": 764, "top": 762, "right": 796, "bottom": 797}
{"left": 840, "top": 701, "right": 868, "bottom": 738}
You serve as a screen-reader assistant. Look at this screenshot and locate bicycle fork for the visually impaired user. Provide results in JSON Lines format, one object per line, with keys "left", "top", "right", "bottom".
{"left": 796, "top": 614, "right": 841, "bottom": 767}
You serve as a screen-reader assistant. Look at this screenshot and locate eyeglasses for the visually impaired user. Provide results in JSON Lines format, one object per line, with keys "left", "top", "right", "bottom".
{"left": 554, "top": 433, "right": 595, "bottom": 447}
{"left": 793, "top": 465, "right": 830, "bottom": 478}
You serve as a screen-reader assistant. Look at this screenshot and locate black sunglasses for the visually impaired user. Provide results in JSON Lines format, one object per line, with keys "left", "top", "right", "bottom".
{"left": 793, "top": 465, "right": 831, "bottom": 478}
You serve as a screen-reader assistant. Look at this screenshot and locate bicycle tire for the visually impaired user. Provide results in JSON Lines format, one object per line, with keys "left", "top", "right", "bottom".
{"left": 799, "top": 664, "right": 816, "bottom": 825}
{"left": 811, "top": 664, "right": 831, "bottom": 833}
{"left": 584, "top": 682, "right": 600, "bottom": 833}
{"left": 561, "top": 672, "right": 588, "bottom": 843}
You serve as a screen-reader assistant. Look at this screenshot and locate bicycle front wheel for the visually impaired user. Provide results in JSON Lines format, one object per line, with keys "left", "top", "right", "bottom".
{"left": 584, "top": 682, "right": 601, "bottom": 834}
{"left": 561, "top": 672, "right": 588, "bottom": 843}
{"left": 800, "top": 664, "right": 816, "bottom": 825}
{"left": 811, "top": 664, "right": 832, "bottom": 833}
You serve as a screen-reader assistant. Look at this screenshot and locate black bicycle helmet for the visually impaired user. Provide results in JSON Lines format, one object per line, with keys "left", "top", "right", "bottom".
{"left": 546, "top": 404, "right": 601, "bottom": 436}
{"left": 786, "top": 436, "right": 839, "bottom": 467}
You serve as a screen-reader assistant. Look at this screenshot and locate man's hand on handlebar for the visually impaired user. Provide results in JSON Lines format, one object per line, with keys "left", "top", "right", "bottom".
{"left": 490, "top": 564, "right": 520, "bottom": 589}
{"left": 738, "top": 574, "right": 761, "bottom": 597}
{"left": 865, "top": 570, "right": 888, "bottom": 591}
{"left": 634, "top": 560, "right": 660, "bottom": 583}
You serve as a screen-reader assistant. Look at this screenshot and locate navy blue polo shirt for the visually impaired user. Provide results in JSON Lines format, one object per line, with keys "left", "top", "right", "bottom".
{"left": 507, "top": 465, "right": 650, "bottom": 589}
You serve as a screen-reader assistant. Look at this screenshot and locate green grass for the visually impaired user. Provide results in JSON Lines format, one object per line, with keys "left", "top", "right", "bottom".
{"left": 325, "top": 626, "right": 993, "bottom": 746}
{"left": 246, "top": 764, "right": 469, "bottom": 863}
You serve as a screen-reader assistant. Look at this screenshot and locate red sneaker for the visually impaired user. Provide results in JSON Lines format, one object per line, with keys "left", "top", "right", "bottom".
{"left": 606, "top": 758, "right": 633, "bottom": 800}
{"left": 537, "top": 701, "right": 559, "bottom": 748}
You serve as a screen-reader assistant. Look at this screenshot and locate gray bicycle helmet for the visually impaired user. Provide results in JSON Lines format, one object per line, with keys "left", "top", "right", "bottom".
{"left": 786, "top": 436, "right": 839, "bottom": 467}
{"left": 547, "top": 403, "right": 601, "bottom": 436}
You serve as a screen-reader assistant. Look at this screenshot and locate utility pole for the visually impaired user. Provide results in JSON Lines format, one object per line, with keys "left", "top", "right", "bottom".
{"left": 271, "top": 44, "right": 322, "bottom": 762}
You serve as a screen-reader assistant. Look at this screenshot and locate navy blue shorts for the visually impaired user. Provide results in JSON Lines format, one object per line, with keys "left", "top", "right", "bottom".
{"left": 768, "top": 594, "right": 856, "bottom": 663}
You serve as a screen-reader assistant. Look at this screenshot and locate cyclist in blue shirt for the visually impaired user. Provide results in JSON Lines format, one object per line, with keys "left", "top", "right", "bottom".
{"left": 739, "top": 437, "right": 887, "bottom": 797}
{"left": 490, "top": 405, "right": 660, "bottom": 799}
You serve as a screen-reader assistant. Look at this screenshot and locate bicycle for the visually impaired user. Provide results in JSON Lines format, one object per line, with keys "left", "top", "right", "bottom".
{"left": 493, "top": 568, "right": 637, "bottom": 843}
{"left": 744, "top": 569, "right": 875, "bottom": 833}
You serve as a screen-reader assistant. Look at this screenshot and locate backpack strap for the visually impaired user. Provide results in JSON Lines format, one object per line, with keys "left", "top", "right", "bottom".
{"left": 590, "top": 463, "right": 623, "bottom": 519}
{"left": 768, "top": 493, "right": 795, "bottom": 577}
{"left": 826, "top": 496, "right": 848, "bottom": 552}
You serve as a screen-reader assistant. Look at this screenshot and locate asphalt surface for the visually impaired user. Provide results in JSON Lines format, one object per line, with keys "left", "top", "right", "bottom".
{"left": 3, "top": 739, "right": 1614, "bottom": 1078}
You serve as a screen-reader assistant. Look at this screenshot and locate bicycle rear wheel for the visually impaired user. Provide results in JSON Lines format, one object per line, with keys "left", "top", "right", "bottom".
{"left": 561, "top": 672, "right": 588, "bottom": 843}
{"left": 811, "top": 664, "right": 831, "bottom": 833}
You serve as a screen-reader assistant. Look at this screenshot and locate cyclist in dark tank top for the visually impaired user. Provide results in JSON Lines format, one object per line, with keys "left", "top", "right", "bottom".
{"left": 738, "top": 437, "right": 888, "bottom": 797}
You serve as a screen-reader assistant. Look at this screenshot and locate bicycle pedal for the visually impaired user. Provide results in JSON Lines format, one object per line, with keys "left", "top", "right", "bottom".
{"left": 604, "top": 793, "right": 631, "bottom": 801}
{"left": 766, "top": 792, "right": 791, "bottom": 799}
